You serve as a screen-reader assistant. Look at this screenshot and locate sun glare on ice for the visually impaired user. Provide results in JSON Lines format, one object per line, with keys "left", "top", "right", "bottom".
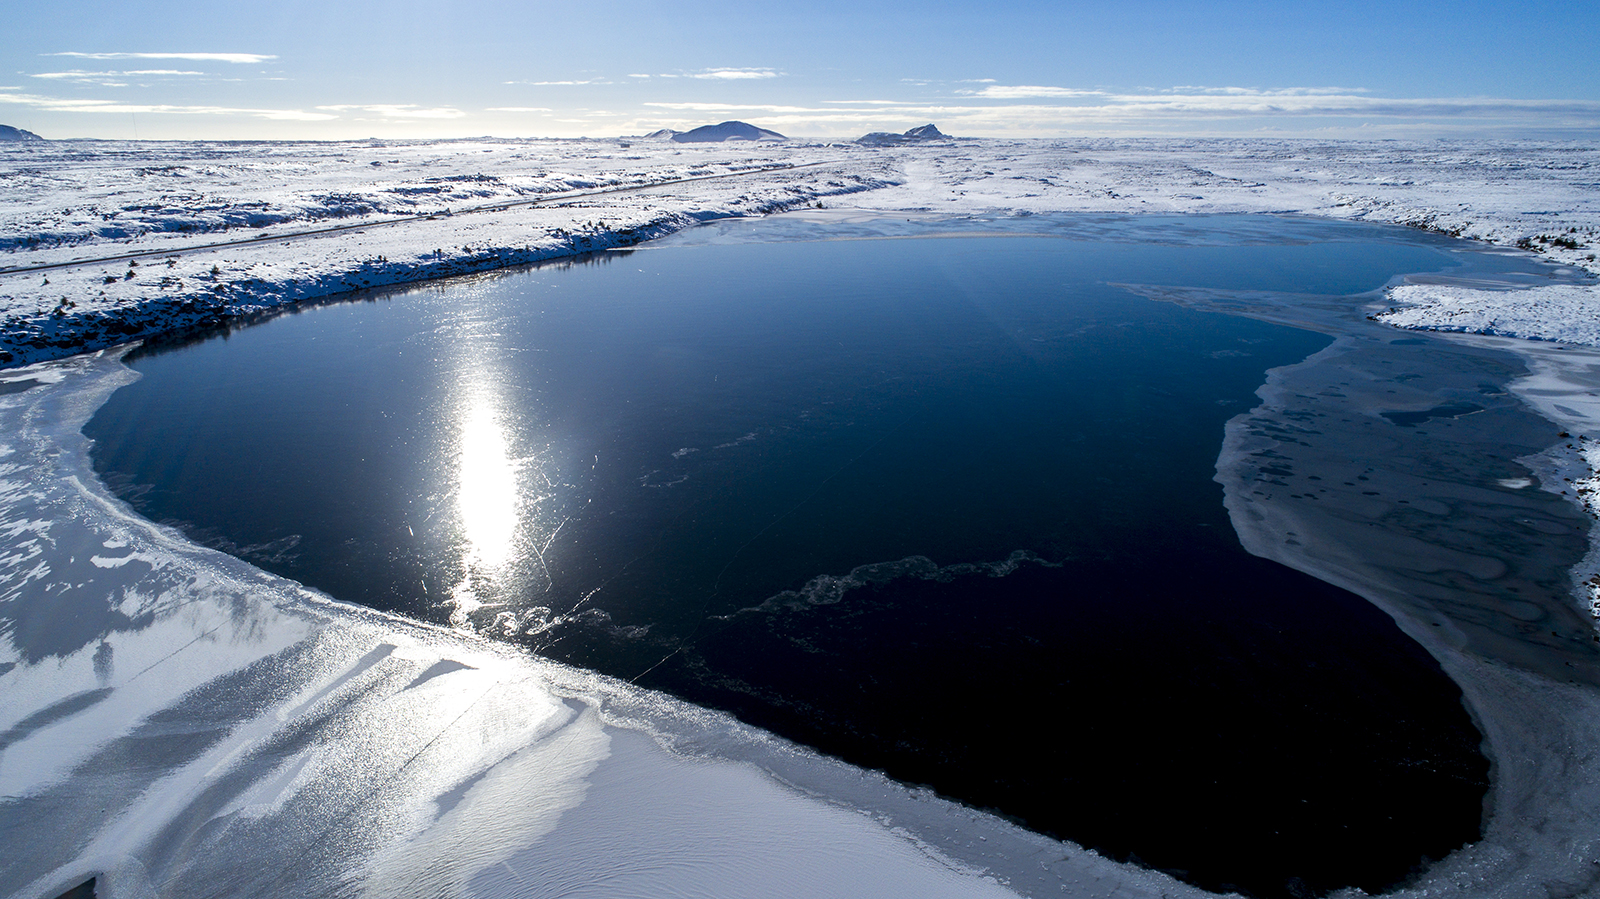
{"left": 458, "top": 398, "right": 519, "bottom": 571}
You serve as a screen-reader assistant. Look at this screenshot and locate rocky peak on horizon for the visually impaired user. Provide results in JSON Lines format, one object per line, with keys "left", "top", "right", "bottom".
{"left": 669, "top": 121, "right": 786, "bottom": 143}
{"left": 0, "top": 125, "right": 44, "bottom": 142}
{"left": 856, "top": 123, "right": 949, "bottom": 147}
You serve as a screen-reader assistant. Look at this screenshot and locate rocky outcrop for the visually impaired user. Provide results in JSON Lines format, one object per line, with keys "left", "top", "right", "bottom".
{"left": 0, "top": 125, "right": 44, "bottom": 142}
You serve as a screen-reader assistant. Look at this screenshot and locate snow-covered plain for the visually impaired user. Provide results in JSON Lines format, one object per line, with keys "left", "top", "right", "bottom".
{"left": 4, "top": 135, "right": 1600, "bottom": 899}
{"left": 3, "top": 137, "right": 1597, "bottom": 368}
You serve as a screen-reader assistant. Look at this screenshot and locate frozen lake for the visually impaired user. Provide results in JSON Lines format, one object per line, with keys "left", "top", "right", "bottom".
{"left": 81, "top": 213, "right": 1572, "bottom": 897}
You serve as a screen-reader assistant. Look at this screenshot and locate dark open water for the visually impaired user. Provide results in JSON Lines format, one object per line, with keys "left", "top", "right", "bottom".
{"left": 87, "top": 215, "right": 1496, "bottom": 898}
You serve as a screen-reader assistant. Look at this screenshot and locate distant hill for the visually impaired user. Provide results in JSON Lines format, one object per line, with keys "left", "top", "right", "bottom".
{"left": 857, "top": 124, "right": 949, "bottom": 147}
{"left": 670, "top": 121, "right": 786, "bottom": 143}
{"left": 0, "top": 125, "right": 44, "bottom": 142}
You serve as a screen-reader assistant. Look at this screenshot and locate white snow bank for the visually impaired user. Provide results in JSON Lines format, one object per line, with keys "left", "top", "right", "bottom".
{"left": 1378, "top": 283, "right": 1600, "bottom": 346}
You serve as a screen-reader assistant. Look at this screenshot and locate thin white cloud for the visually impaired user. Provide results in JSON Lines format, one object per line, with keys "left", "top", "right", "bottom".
{"left": 256, "top": 110, "right": 341, "bottom": 121}
{"left": 687, "top": 68, "right": 780, "bottom": 80}
{"left": 316, "top": 104, "right": 466, "bottom": 119}
{"left": 486, "top": 107, "right": 553, "bottom": 113}
{"left": 31, "top": 72, "right": 128, "bottom": 87}
{"left": 37, "top": 71, "right": 131, "bottom": 79}
{"left": 626, "top": 88, "right": 1600, "bottom": 137}
{"left": 0, "top": 90, "right": 333, "bottom": 120}
{"left": 962, "top": 85, "right": 1106, "bottom": 99}
{"left": 1166, "top": 85, "right": 1369, "bottom": 96}
{"left": 49, "top": 52, "right": 276, "bottom": 64}
{"left": 504, "top": 79, "right": 608, "bottom": 86}
{"left": 878, "top": 84, "right": 1600, "bottom": 129}
{"left": 644, "top": 102, "right": 817, "bottom": 113}
{"left": 1091, "top": 89, "right": 1529, "bottom": 117}
{"left": 31, "top": 70, "right": 205, "bottom": 87}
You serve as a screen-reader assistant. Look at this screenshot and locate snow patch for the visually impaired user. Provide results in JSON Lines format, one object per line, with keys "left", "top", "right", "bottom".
{"left": 1378, "top": 284, "right": 1600, "bottom": 346}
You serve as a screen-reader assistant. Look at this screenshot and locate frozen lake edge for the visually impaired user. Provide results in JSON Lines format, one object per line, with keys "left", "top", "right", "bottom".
{"left": 5, "top": 138, "right": 1600, "bottom": 897}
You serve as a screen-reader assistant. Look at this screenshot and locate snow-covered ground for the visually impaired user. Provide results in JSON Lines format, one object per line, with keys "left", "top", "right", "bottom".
{"left": 5, "top": 136, "right": 1600, "bottom": 898}
{"left": 1381, "top": 284, "right": 1600, "bottom": 345}
{"left": 2, "top": 136, "right": 1597, "bottom": 367}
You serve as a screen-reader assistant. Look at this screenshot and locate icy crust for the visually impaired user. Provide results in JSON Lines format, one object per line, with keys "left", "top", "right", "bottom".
{"left": 1127, "top": 264, "right": 1600, "bottom": 897}
{"left": 4, "top": 136, "right": 1599, "bottom": 369}
{"left": 1210, "top": 333, "right": 1600, "bottom": 899}
{"left": 720, "top": 551, "right": 1060, "bottom": 618}
{"left": 1431, "top": 336, "right": 1600, "bottom": 623}
{"left": 0, "top": 353, "right": 1227, "bottom": 899}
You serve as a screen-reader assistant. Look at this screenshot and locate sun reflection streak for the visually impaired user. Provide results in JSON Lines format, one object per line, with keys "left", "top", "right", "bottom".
{"left": 458, "top": 399, "right": 518, "bottom": 570}
{"left": 444, "top": 348, "right": 572, "bottom": 633}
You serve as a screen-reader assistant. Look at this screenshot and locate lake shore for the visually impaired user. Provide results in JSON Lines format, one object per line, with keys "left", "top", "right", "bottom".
{"left": 5, "top": 138, "right": 1600, "bottom": 898}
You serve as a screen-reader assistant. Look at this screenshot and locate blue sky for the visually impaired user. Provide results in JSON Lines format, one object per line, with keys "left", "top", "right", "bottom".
{"left": 5, "top": 0, "right": 1599, "bottom": 140}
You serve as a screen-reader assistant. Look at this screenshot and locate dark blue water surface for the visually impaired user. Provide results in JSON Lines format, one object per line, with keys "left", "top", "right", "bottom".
{"left": 87, "top": 216, "right": 1491, "bottom": 898}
